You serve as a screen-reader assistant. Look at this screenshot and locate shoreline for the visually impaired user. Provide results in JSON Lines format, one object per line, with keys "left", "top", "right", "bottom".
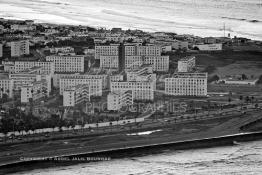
{"left": 0, "top": 109, "right": 262, "bottom": 173}
{"left": 1, "top": 131, "right": 262, "bottom": 174}
{"left": 1, "top": 17, "right": 262, "bottom": 42}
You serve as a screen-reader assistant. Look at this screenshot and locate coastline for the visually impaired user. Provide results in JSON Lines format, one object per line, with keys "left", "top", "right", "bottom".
{"left": 0, "top": 109, "right": 262, "bottom": 174}
{"left": 1, "top": 131, "right": 262, "bottom": 174}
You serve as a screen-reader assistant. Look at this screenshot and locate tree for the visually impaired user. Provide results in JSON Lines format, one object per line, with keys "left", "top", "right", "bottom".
{"left": 241, "top": 74, "right": 248, "bottom": 80}
{"left": 257, "top": 75, "right": 262, "bottom": 84}
{"left": 208, "top": 75, "right": 220, "bottom": 83}
{"left": 228, "top": 97, "right": 232, "bottom": 104}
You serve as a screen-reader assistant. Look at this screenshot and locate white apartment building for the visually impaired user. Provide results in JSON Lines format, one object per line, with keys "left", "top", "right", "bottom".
{"left": 125, "top": 56, "right": 143, "bottom": 70}
{"left": 137, "top": 46, "right": 161, "bottom": 56}
{"left": 144, "top": 56, "right": 169, "bottom": 72}
{"left": 9, "top": 67, "right": 52, "bottom": 92}
{"left": 0, "top": 78, "right": 14, "bottom": 98}
{"left": 126, "top": 65, "right": 154, "bottom": 82}
{"left": 107, "top": 90, "right": 133, "bottom": 111}
{"left": 21, "top": 80, "right": 49, "bottom": 103}
{"left": 54, "top": 73, "right": 108, "bottom": 89}
{"left": 125, "top": 55, "right": 169, "bottom": 72}
{"left": 3, "top": 61, "right": 55, "bottom": 75}
{"left": 63, "top": 84, "right": 90, "bottom": 107}
{"left": 178, "top": 56, "right": 196, "bottom": 73}
{"left": 110, "top": 81, "right": 154, "bottom": 101}
{"left": 59, "top": 78, "right": 102, "bottom": 96}
{"left": 11, "top": 40, "right": 30, "bottom": 57}
{"left": 165, "top": 73, "right": 208, "bottom": 96}
{"left": 124, "top": 45, "right": 161, "bottom": 56}
{"left": 46, "top": 55, "right": 84, "bottom": 73}
{"left": 100, "top": 55, "right": 119, "bottom": 69}
{"left": 95, "top": 45, "right": 119, "bottom": 59}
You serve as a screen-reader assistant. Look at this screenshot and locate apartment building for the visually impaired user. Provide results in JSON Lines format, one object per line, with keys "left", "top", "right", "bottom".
{"left": 126, "top": 65, "right": 153, "bottom": 81}
{"left": 0, "top": 78, "right": 14, "bottom": 98}
{"left": 95, "top": 45, "right": 119, "bottom": 59}
{"left": 11, "top": 40, "right": 30, "bottom": 57}
{"left": 165, "top": 73, "right": 208, "bottom": 96}
{"left": 2, "top": 61, "right": 55, "bottom": 75}
{"left": 177, "top": 56, "right": 196, "bottom": 73}
{"left": 54, "top": 73, "right": 108, "bottom": 89}
{"left": 9, "top": 67, "right": 52, "bottom": 92}
{"left": 63, "top": 84, "right": 90, "bottom": 107}
{"left": 110, "top": 81, "right": 154, "bottom": 101}
{"left": 21, "top": 80, "right": 49, "bottom": 103}
{"left": 100, "top": 55, "right": 119, "bottom": 69}
{"left": 46, "top": 55, "right": 84, "bottom": 73}
{"left": 59, "top": 77, "right": 102, "bottom": 96}
{"left": 107, "top": 90, "right": 133, "bottom": 111}
{"left": 144, "top": 56, "right": 169, "bottom": 72}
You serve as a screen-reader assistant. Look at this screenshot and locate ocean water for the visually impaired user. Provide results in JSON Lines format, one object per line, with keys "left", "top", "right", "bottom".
{"left": 12, "top": 140, "right": 262, "bottom": 175}
{"left": 0, "top": 0, "right": 261, "bottom": 40}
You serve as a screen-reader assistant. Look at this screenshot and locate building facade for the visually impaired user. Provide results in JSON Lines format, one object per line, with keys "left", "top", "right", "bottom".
{"left": 59, "top": 78, "right": 102, "bottom": 96}
{"left": 178, "top": 56, "right": 196, "bottom": 73}
{"left": 95, "top": 45, "right": 119, "bottom": 59}
{"left": 107, "top": 90, "right": 133, "bottom": 111}
{"left": 46, "top": 55, "right": 84, "bottom": 73}
{"left": 0, "top": 79, "right": 14, "bottom": 98}
{"left": 21, "top": 80, "right": 49, "bottom": 103}
{"left": 193, "top": 44, "right": 222, "bottom": 51}
{"left": 11, "top": 40, "right": 30, "bottom": 57}
{"left": 165, "top": 73, "right": 208, "bottom": 96}
{"left": 110, "top": 81, "right": 154, "bottom": 101}
{"left": 63, "top": 84, "right": 90, "bottom": 107}
{"left": 100, "top": 55, "right": 119, "bottom": 69}
{"left": 3, "top": 61, "right": 55, "bottom": 75}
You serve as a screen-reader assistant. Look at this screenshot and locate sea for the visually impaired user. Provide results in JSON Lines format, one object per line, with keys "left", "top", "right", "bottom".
{"left": 0, "top": 0, "right": 262, "bottom": 40}
{"left": 10, "top": 140, "right": 262, "bottom": 175}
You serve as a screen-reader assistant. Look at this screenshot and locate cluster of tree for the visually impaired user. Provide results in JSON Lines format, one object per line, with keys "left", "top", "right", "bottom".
{"left": 46, "top": 37, "right": 94, "bottom": 48}
{"left": 208, "top": 75, "right": 220, "bottom": 83}
{"left": 239, "top": 95, "right": 256, "bottom": 104}
{"left": 258, "top": 75, "right": 262, "bottom": 84}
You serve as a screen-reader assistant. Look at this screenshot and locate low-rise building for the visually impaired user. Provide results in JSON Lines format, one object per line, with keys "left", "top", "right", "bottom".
{"left": 50, "top": 47, "right": 74, "bottom": 54}
{"left": 193, "top": 43, "right": 222, "bottom": 51}
{"left": 222, "top": 78, "right": 259, "bottom": 86}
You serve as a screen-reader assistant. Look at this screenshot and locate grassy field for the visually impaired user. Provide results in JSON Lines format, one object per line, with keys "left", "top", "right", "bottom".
{"left": 168, "top": 51, "right": 262, "bottom": 78}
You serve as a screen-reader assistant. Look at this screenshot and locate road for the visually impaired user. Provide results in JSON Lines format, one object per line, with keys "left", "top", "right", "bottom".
{"left": 0, "top": 108, "right": 261, "bottom": 167}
